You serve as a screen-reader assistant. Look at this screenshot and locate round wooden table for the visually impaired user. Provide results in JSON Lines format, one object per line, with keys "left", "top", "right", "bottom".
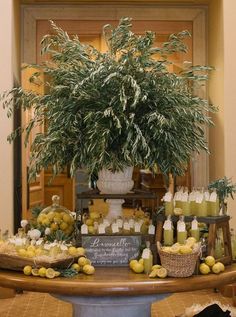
{"left": 0, "top": 265, "right": 236, "bottom": 317}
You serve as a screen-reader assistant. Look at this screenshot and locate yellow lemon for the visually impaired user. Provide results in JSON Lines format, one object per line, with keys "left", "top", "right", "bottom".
{"left": 47, "top": 211, "right": 55, "bottom": 221}
{"left": 60, "top": 221, "right": 68, "bottom": 231}
{"left": 216, "top": 262, "right": 225, "bottom": 272}
{"left": 38, "top": 267, "right": 47, "bottom": 277}
{"left": 42, "top": 218, "right": 50, "bottom": 226}
{"left": 151, "top": 264, "right": 162, "bottom": 270}
{"left": 35, "top": 248, "right": 44, "bottom": 256}
{"left": 89, "top": 212, "right": 99, "bottom": 220}
{"left": 77, "top": 247, "right": 86, "bottom": 256}
{"left": 85, "top": 218, "right": 94, "bottom": 226}
{"left": 50, "top": 223, "right": 59, "bottom": 231}
{"left": 199, "top": 263, "right": 210, "bottom": 275}
{"left": 132, "top": 263, "right": 144, "bottom": 273}
{"left": 54, "top": 271, "right": 61, "bottom": 277}
{"left": 27, "top": 245, "right": 36, "bottom": 252}
{"left": 26, "top": 250, "right": 35, "bottom": 258}
{"left": 88, "top": 226, "right": 95, "bottom": 234}
{"left": 68, "top": 246, "right": 79, "bottom": 257}
{"left": 46, "top": 268, "right": 56, "bottom": 279}
{"left": 156, "top": 267, "right": 167, "bottom": 278}
{"left": 205, "top": 256, "right": 215, "bottom": 267}
{"left": 139, "top": 258, "right": 144, "bottom": 265}
{"left": 212, "top": 263, "right": 222, "bottom": 274}
{"left": 71, "top": 263, "right": 81, "bottom": 272}
{"left": 129, "top": 260, "right": 138, "bottom": 269}
{"left": 83, "top": 264, "right": 95, "bottom": 275}
{"left": 18, "top": 248, "right": 27, "bottom": 257}
{"left": 63, "top": 213, "right": 73, "bottom": 224}
{"left": 32, "top": 268, "right": 39, "bottom": 276}
{"left": 23, "top": 265, "right": 32, "bottom": 276}
{"left": 78, "top": 257, "right": 91, "bottom": 267}
{"left": 179, "top": 245, "right": 192, "bottom": 255}
{"left": 149, "top": 269, "right": 158, "bottom": 278}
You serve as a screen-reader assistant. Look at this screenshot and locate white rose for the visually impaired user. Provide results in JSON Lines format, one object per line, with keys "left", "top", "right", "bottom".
{"left": 28, "top": 229, "right": 41, "bottom": 240}
{"left": 45, "top": 228, "right": 51, "bottom": 235}
{"left": 21, "top": 220, "right": 28, "bottom": 228}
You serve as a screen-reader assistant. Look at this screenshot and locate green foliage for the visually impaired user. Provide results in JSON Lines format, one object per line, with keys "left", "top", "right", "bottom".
{"left": 208, "top": 177, "right": 236, "bottom": 203}
{"left": 1, "top": 17, "right": 217, "bottom": 180}
{"left": 57, "top": 268, "right": 78, "bottom": 278}
{"left": 45, "top": 229, "right": 73, "bottom": 242}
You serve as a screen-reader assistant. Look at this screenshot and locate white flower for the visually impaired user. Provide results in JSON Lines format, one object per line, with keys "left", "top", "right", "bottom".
{"left": 71, "top": 212, "right": 76, "bottom": 219}
{"left": 45, "top": 228, "right": 51, "bottom": 235}
{"left": 21, "top": 220, "right": 28, "bottom": 228}
{"left": 28, "top": 229, "right": 41, "bottom": 240}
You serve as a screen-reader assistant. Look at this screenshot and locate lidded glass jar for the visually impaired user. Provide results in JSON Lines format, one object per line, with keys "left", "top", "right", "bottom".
{"left": 37, "top": 195, "right": 74, "bottom": 235}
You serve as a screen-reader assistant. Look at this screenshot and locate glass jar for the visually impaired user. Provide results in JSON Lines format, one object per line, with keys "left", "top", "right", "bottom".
{"left": 37, "top": 195, "right": 75, "bottom": 236}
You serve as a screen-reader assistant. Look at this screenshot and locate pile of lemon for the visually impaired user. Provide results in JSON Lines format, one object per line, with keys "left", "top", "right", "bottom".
{"left": 199, "top": 256, "right": 225, "bottom": 275}
{"left": 70, "top": 256, "right": 95, "bottom": 275}
{"left": 129, "top": 259, "right": 168, "bottom": 278}
{"left": 23, "top": 266, "right": 60, "bottom": 279}
{"left": 161, "top": 237, "right": 199, "bottom": 255}
{"left": 37, "top": 211, "right": 74, "bottom": 235}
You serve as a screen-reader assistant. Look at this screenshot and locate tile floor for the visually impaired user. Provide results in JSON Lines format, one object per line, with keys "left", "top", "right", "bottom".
{"left": 0, "top": 289, "right": 233, "bottom": 317}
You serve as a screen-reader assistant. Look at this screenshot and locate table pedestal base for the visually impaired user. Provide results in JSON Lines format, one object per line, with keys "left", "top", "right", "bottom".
{"left": 54, "top": 294, "right": 169, "bottom": 317}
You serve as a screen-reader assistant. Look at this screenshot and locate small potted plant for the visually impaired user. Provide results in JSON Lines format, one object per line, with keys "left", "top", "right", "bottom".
{"left": 1, "top": 18, "right": 216, "bottom": 218}
{"left": 208, "top": 177, "right": 236, "bottom": 215}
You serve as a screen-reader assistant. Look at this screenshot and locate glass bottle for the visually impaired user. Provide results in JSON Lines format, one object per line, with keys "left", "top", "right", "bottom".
{"left": 189, "top": 188, "right": 197, "bottom": 216}
{"left": 142, "top": 241, "right": 153, "bottom": 274}
{"left": 163, "top": 191, "right": 174, "bottom": 216}
{"left": 190, "top": 216, "right": 200, "bottom": 241}
{"left": 163, "top": 215, "right": 174, "bottom": 246}
{"left": 177, "top": 216, "right": 187, "bottom": 244}
{"left": 182, "top": 187, "right": 191, "bottom": 216}
{"left": 174, "top": 187, "right": 183, "bottom": 209}
{"left": 196, "top": 188, "right": 207, "bottom": 217}
{"left": 209, "top": 190, "right": 220, "bottom": 217}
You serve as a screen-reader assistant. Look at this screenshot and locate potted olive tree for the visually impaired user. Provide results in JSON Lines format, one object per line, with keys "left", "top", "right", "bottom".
{"left": 1, "top": 18, "right": 216, "bottom": 217}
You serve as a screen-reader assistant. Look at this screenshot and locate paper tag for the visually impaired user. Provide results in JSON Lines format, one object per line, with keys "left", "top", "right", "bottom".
{"left": 163, "top": 192, "right": 172, "bottom": 202}
{"left": 189, "top": 191, "right": 196, "bottom": 201}
{"left": 196, "top": 193, "right": 204, "bottom": 204}
{"left": 103, "top": 219, "right": 110, "bottom": 228}
{"left": 209, "top": 192, "right": 217, "bottom": 202}
{"left": 98, "top": 224, "right": 105, "bottom": 234}
{"left": 204, "top": 191, "right": 210, "bottom": 201}
{"left": 177, "top": 222, "right": 186, "bottom": 232}
{"left": 163, "top": 219, "right": 172, "bottom": 230}
{"left": 181, "top": 192, "right": 188, "bottom": 202}
{"left": 123, "top": 222, "right": 130, "bottom": 231}
{"left": 134, "top": 222, "right": 141, "bottom": 233}
{"left": 129, "top": 219, "right": 135, "bottom": 228}
{"left": 116, "top": 218, "right": 123, "bottom": 228}
{"left": 191, "top": 219, "right": 198, "bottom": 230}
{"left": 111, "top": 223, "right": 119, "bottom": 233}
{"left": 148, "top": 224, "right": 155, "bottom": 235}
{"left": 81, "top": 224, "right": 88, "bottom": 234}
{"left": 142, "top": 248, "right": 150, "bottom": 259}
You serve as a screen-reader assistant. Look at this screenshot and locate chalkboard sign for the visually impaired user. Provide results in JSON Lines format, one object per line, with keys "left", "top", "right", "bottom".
{"left": 81, "top": 235, "right": 142, "bottom": 266}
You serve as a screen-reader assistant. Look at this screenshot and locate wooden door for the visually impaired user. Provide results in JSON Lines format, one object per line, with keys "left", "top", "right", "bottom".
{"left": 21, "top": 19, "right": 193, "bottom": 214}
{"left": 21, "top": 67, "right": 45, "bottom": 219}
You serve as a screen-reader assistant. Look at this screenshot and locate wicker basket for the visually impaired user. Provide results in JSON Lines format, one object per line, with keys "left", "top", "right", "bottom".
{"left": 0, "top": 253, "right": 77, "bottom": 271}
{"left": 157, "top": 243, "right": 200, "bottom": 278}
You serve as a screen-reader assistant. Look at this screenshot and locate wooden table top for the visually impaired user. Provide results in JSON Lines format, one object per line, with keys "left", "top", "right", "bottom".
{"left": 0, "top": 265, "right": 236, "bottom": 296}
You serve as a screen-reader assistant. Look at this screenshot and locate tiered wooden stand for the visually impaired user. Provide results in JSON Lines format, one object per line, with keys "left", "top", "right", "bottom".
{"left": 155, "top": 214, "right": 232, "bottom": 265}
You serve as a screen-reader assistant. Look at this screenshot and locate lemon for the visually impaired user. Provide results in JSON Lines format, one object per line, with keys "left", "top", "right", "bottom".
{"left": 151, "top": 264, "right": 162, "bottom": 270}
{"left": 216, "top": 262, "right": 225, "bottom": 272}
{"left": 42, "top": 218, "right": 50, "bottom": 226}
{"left": 132, "top": 263, "right": 144, "bottom": 273}
{"left": 83, "top": 264, "right": 95, "bottom": 275}
{"left": 53, "top": 217, "right": 61, "bottom": 224}
{"left": 23, "top": 265, "right": 32, "bottom": 276}
{"left": 46, "top": 268, "right": 56, "bottom": 279}
{"left": 47, "top": 211, "right": 55, "bottom": 221}
{"left": 78, "top": 257, "right": 91, "bottom": 267}
{"left": 88, "top": 226, "right": 95, "bottom": 234}
{"left": 77, "top": 247, "right": 86, "bottom": 256}
{"left": 156, "top": 267, "right": 167, "bottom": 278}
{"left": 139, "top": 258, "right": 144, "bottom": 265}
{"left": 179, "top": 245, "right": 192, "bottom": 255}
{"left": 68, "top": 246, "right": 79, "bottom": 257}
{"left": 54, "top": 271, "right": 61, "bottom": 277}
{"left": 27, "top": 245, "right": 36, "bottom": 252}
{"left": 26, "top": 250, "right": 35, "bottom": 258}
{"left": 199, "top": 263, "right": 210, "bottom": 275}
{"left": 18, "top": 248, "right": 27, "bottom": 257}
{"left": 50, "top": 223, "right": 59, "bottom": 231}
{"left": 38, "top": 267, "right": 47, "bottom": 277}
{"left": 71, "top": 263, "right": 81, "bottom": 272}
{"left": 60, "top": 221, "right": 68, "bottom": 231}
{"left": 170, "top": 245, "right": 180, "bottom": 254}
{"left": 32, "top": 268, "right": 39, "bottom": 276}
{"left": 85, "top": 218, "right": 94, "bottom": 226}
{"left": 90, "top": 212, "right": 99, "bottom": 220}
{"left": 35, "top": 248, "right": 44, "bottom": 256}
{"left": 63, "top": 213, "right": 73, "bottom": 224}
{"left": 149, "top": 269, "right": 158, "bottom": 278}
{"left": 212, "top": 263, "right": 221, "bottom": 274}
{"left": 205, "top": 256, "right": 215, "bottom": 267}
{"left": 186, "top": 237, "right": 196, "bottom": 248}
{"left": 129, "top": 259, "right": 138, "bottom": 269}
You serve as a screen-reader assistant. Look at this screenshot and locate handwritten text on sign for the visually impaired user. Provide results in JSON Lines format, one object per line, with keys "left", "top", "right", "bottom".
{"left": 81, "top": 235, "right": 141, "bottom": 266}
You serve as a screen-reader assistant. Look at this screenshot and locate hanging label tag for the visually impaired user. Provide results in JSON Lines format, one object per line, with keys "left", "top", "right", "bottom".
{"left": 103, "top": 219, "right": 110, "bottom": 228}
{"left": 134, "top": 222, "right": 141, "bottom": 233}
{"left": 209, "top": 192, "right": 217, "bottom": 202}
{"left": 196, "top": 193, "right": 204, "bottom": 204}
{"left": 81, "top": 224, "right": 88, "bottom": 234}
{"left": 163, "top": 192, "right": 172, "bottom": 202}
{"left": 191, "top": 219, "right": 198, "bottom": 230}
{"left": 163, "top": 219, "right": 172, "bottom": 230}
{"left": 123, "top": 222, "right": 130, "bottom": 231}
{"left": 111, "top": 223, "right": 119, "bottom": 233}
{"left": 98, "top": 224, "right": 105, "bottom": 234}
{"left": 148, "top": 224, "right": 155, "bottom": 235}
{"left": 129, "top": 219, "right": 135, "bottom": 228}
{"left": 181, "top": 192, "right": 188, "bottom": 202}
{"left": 116, "top": 219, "right": 123, "bottom": 228}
